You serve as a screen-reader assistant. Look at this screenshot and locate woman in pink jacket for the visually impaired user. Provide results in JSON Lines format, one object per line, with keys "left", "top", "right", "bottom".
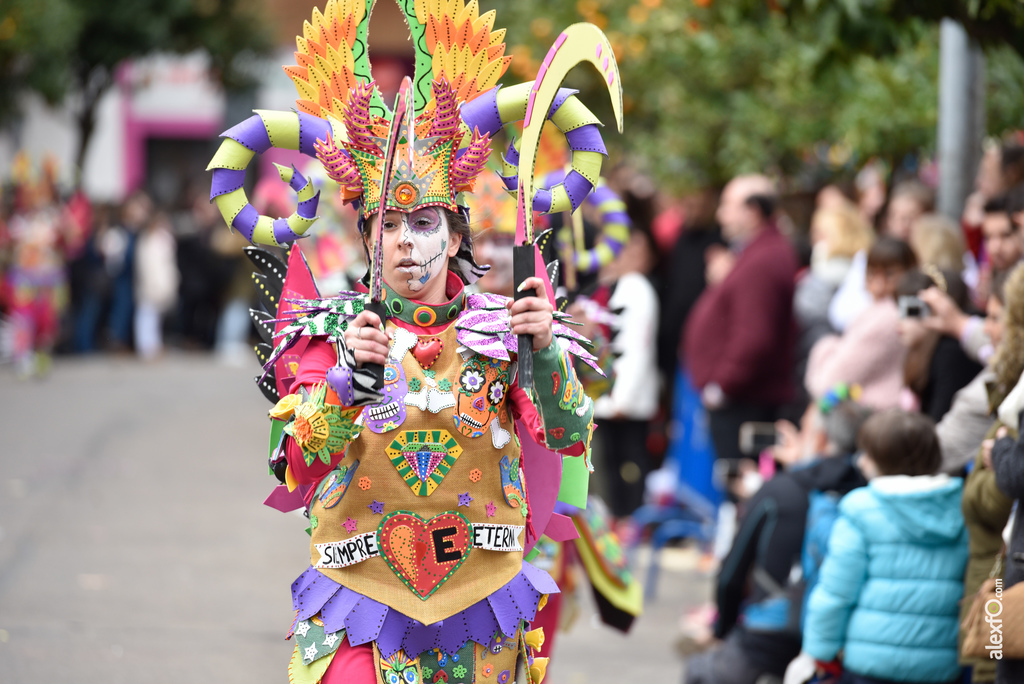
{"left": 806, "top": 238, "right": 917, "bottom": 410}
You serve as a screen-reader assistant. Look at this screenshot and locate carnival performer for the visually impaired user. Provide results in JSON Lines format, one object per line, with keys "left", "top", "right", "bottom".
{"left": 3, "top": 154, "right": 84, "bottom": 376}
{"left": 205, "top": 2, "right": 623, "bottom": 683}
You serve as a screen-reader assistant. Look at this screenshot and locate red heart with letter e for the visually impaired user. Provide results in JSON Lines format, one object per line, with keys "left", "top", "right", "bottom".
{"left": 412, "top": 337, "right": 443, "bottom": 369}
{"left": 378, "top": 511, "right": 471, "bottom": 599}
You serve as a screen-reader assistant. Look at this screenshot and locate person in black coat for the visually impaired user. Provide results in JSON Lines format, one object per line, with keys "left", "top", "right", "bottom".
{"left": 655, "top": 189, "right": 723, "bottom": 406}
{"left": 898, "top": 269, "right": 983, "bottom": 421}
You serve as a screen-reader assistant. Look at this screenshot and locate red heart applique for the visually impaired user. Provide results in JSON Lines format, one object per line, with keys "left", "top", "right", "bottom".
{"left": 378, "top": 511, "right": 471, "bottom": 599}
{"left": 412, "top": 337, "right": 443, "bottom": 369}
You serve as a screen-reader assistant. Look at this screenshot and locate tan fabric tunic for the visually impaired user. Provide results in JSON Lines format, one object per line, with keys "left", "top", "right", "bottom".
{"left": 309, "top": 320, "right": 527, "bottom": 625}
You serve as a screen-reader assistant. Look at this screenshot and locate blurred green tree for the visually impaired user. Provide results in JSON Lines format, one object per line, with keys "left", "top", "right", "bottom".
{"left": 483, "top": 0, "right": 1024, "bottom": 194}
{"left": 0, "top": 0, "right": 80, "bottom": 125}
{"left": 0, "top": 0, "right": 273, "bottom": 181}
{"left": 768, "top": 0, "right": 1024, "bottom": 58}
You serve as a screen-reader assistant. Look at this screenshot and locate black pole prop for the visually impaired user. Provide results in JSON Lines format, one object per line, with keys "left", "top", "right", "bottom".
{"left": 363, "top": 300, "right": 388, "bottom": 391}
{"left": 363, "top": 80, "right": 409, "bottom": 392}
{"left": 513, "top": 244, "right": 536, "bottom": 393}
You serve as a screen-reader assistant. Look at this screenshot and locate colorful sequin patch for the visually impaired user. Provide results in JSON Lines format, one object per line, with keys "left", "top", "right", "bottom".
{"left": 315, "top": 461, "right": 360, "bottom": 510}
{"left": 557, "top": 349, "right": 588, "bottom": 415}
{"left": 380, "top": 650, "right": 421, "bottom": 684}
{"left": 499, "top": 456, "right": 527, "bottom": 517}
{"left": 378, "top": 511, "right": 472, "bottom": 600}
{"left": 420, "top": 640, "right": 475, "bottom": 684}
{"left": 386, "top": 430, "right": 463, "bottom": 496}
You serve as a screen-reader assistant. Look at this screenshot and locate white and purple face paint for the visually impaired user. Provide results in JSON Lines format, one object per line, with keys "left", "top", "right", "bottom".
{"left": 383, "top": 208, "right": 449, "bottom": 293}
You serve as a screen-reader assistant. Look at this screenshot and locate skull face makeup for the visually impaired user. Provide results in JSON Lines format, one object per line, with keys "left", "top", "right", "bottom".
{"left": 380, "top": 208, "right": 450, "bottom": 294}
{"left": 453, "top": 357, "right": 511, "bottom": 438}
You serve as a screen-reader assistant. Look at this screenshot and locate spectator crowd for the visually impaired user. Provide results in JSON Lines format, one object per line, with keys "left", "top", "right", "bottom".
{"left": 0, "top": 159, "right": 261, "bottom": 375}
{"left": 669, "top": 140, "right": 1024, "bottom": 684}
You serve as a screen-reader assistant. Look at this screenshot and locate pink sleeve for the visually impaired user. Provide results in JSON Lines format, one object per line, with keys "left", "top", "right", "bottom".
{"left": 805, "top": 304, "right": 901, "bottom": 399}
{"left": 805, "top": 335, "right": 842, "bottom": 399}
{"left": 508, "top": 380, "right": 586, "bottom": 457}
{"left": 289, "top": 338, "right": 338, "bottom": 393}
{"left": 284, "top": 338, "right": 348, "bottom": 485}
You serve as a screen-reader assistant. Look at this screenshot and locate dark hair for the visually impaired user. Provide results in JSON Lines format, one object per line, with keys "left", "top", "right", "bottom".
{"left": 866, "top": 237, "right": 917, "bottom": 272}
{"left": 897, "top": 268, "right": 970, "bottom": 312}
{"left": 744, "top": 193, "right": 776, "bottom": 220}
{"left": 1008, "top": 184, "right": 1024, "bottom": 226}
{"left": 447, "top": 206, "right": 473, "bottom": 249}
{"left": 1002, "top": 145, "right": 1024, "bottom": 187}
{"left": 984, "top": 195, "right": 1009, "bottom": 215}
{"left": 858, "top": 410, "right": 941, "bottom": 476}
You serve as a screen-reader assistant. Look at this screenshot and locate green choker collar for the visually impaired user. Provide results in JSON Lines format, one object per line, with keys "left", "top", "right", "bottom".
{"left": 382, "top": 286, "right": 465, "bottom": 327}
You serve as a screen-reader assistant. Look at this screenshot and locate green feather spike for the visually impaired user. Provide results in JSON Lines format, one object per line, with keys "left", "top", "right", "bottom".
{"left": 396, "top": 0, "right": 433, "bottom": 115}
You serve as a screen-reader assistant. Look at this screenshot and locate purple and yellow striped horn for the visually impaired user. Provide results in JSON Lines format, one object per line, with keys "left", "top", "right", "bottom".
{"left": 206, "top": 110, "right": 335, "bottom": 246}
{"left": 460, "top": 81, "right": 608, "bottom": 216}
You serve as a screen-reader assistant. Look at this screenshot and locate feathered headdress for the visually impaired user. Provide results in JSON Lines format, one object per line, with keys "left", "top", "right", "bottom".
{"left": 207, "top": 0, "right": 618, "bottom": 284}
{"left": 288, "top": 0, "right": 509, "bottom": 217}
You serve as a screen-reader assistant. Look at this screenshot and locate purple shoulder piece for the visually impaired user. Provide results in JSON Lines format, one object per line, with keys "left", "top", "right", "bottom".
{"left": 456, "top": 293, "right": 602, "bottom": 373}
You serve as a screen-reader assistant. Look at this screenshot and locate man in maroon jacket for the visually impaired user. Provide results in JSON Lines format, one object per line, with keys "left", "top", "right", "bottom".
{"left": 684, "top": 175, "right": 798, "bottom": 465}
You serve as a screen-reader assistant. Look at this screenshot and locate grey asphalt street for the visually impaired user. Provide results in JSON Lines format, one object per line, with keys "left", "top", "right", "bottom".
{"left": 0, "top": 354, "right": 705, "bottom": 683}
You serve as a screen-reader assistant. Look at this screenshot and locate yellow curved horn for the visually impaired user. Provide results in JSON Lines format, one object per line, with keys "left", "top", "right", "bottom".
{"left": 516, "top": 23, "right": 623, "bottom": 245}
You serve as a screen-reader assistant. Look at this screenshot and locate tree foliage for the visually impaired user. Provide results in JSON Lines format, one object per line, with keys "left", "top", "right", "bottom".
{"left": 0, "top": 0, "right": 274, "bottom": 177}
{"left": 484, "top": 0, "right": 1024, "bottom": 194}
{"left": 769, "top": 0, "right": 1024, "bottom": 58}
{"left": 0, "top": 0, "right": 81, "bottom": 124}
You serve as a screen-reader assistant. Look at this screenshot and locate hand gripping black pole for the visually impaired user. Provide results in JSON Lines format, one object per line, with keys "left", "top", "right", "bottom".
{"left": 363, "top": 300, "right": 388, "bottom": 391}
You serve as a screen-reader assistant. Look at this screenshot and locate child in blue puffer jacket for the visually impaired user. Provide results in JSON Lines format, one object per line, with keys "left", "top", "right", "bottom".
{"left": 802, "top": 410, "right": 968, "bottom": 684}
